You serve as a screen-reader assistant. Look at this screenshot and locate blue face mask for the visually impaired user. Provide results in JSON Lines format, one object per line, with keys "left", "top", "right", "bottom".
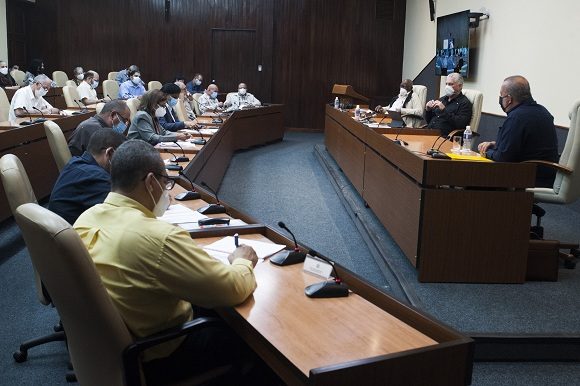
{"left": 112, "top": 113, "right": 127, "bottom": 133}
{"left": 211, "top": 91, "right": 218, "bottom": 99}
{"left": 168, "top": 97, "right": 177, "bottom": 108}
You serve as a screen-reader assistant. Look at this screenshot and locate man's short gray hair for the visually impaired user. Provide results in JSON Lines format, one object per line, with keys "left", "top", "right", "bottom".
{"left": 33, "top": 74, "right": 51, "bottom": 84}
{"left": 447, "top": 72, "right": 464, "bottom": 86}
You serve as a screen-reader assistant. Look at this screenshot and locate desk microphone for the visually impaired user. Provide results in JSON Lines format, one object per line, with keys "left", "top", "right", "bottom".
{"left": 197, "top": 181, "right": 227, "bottom": 214}
{"left": 190, "top": 126, "right": 207, "bottom": 145}
{"left": 426, "top": 135, "right": 446, "bottom": 156}
{"left": 393, "top": 125, "right": 408, "bottom": 146}
{"left": 19, "top": 107, "right": 34, "bottom": 125}
{"left": 32, "top": 107, "right": 47, "bottom": 123}
{"left": 106, "top": 94, "right": 114, "bottom": 101}
{"left": 212, "top": 107, "right": 223, "bottom": 124}
{"left": 270, "top": 222, "right": 307, "bottom": 266}
{"left": 304, "top": 249, "right": 349, "bottom": 298}
{"left": 172, "top": 141, "right": 190, "bottom": 162}
{"left": 74, "top": 99, "right": 87, "bottom": 113}
{"left": 374, "top": 113, "right": 389, "bottom": 128}
{"left": 174, "top": 170, "right": 201, "bottom": 201}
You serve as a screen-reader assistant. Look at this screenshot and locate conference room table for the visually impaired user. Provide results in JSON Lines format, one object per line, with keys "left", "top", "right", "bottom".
{"left": 325, "top": 105, "right": 537, "bottom": 283}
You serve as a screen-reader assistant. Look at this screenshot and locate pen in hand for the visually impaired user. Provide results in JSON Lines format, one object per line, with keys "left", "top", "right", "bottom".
{"left": 234, "top": 233, "right": 239, "bottom": 248}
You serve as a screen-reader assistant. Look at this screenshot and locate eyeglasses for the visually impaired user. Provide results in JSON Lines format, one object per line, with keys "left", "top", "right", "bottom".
{"left": 113, "top": 112, "right": 130, "bottom": 125}
{"left": 152, "top": 173, "right": 176, "bottom": 190}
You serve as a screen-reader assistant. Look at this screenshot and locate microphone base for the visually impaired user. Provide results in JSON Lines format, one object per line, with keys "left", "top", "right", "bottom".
{"left": 174, "top": 191, "right": 201, "bottom": 201}
{"left": 270, "top": 250, "right": 306, "bottom": 266}
{"left": 393, "top": 139, "right": 408, "bottom": 146}
{"left": 71, "top": 111, "right": 82, "bottom": 115}
{"left": 197, "top": 204, "right": 226, "bottom": 215}
{"left": 19, "top": 121, "right": 34, "bottom": 126}
{"left": 191, "top": 138, "right": 207, "bottom": 145}
{"left": 172, "top": 156, "right": 190, "bottom": 162}
{"left": 33, "top": 118, "right": 47, "bottom": 123}
{"left": 305, "top": 281, "right": 349, "bottom": 298}
{"left": 166, "top": 164, "right": 183, "bottom": 171}
{"left": 212, "top": 118, "right": 223, "bottom": 124}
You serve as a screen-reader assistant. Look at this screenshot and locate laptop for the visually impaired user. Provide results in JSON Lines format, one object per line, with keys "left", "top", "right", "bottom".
{"left": 386, "top": 110, "right": 405, "bottom": 128}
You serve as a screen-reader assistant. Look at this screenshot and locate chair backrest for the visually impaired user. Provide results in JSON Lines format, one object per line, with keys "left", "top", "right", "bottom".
{"left": 126, "top": 97, "right": 140, "bottom": 120}
{"left": 551, "top": 100, "right": 580, "bottom": 202}
{"left": 52, "top": 70, "right": 69, "bottom": 87}
{"left": 174, "top": 99, "right": 187, "bottom": 122}
{"left": 148, "top": 80, "right": 162, "bottom": 91}
{"left": 413, "top": 85, "right": 427, "bottom": 109}
{"left": 103, "top": 79, "right": 120, "bottom": 100}
{"left": 192, "top": 93, "right": 202, "bottom": 116}
{"left": 108, "top": 71, "right": 118, "bottom": 81}
{"left": 63, "top": 85, "right": 82, "bottom": 108}
{"left": 95, "top": 102, "right": 105, "bottom": 114}
{"left": 461, "top": 88, "right": 483, "bottom": 133}
{"left": 44, "top": 120, "right": 72, "bottom": 172}
{"left": 65, "top": 79, "right": 77, "bottom": 88}
{"left": 11, "top": 70, "right": 26, "bottom": 86}
{"left": 0, "top": 87, "right": 10, "bottom": 121}
{"left": 0, "top": 154, "right": 50, "bottom": 306}
{"left": 15, "top": 203, "right": 133, "bottom": 386}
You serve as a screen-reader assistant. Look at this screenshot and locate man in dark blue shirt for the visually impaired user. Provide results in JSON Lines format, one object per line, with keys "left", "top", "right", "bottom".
{"left": 478, "top": 75, "right": 559, "bottom": 187}
{"left": 49, "top": 129, "right": 126, "bottom": 224}
{"left": 186, "top": 73, "right": 204, "bottom": 94}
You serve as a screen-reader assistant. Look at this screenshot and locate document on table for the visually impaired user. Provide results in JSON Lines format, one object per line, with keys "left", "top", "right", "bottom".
{"left": 179, "top": 219, "right": 247, "bottom": 231}
{"left": 158, "top": 204, "right": 207, "bottom": 224}
{"left": 158, "top": 141, "right": 198, "bottom": 150}
{"left": 446, "top": 153, "right": 493, "bottom": 162}
{"left": 203, "top": 236, "right": 286, "bottom": 264}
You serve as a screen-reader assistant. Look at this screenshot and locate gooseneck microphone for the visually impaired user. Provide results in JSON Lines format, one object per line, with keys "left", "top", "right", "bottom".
{"left": 191, "top": 127, "right": 207, "bottom": 145}
{"left": 74, "top": 99, "right": 87, "bottom": 113}
{"left": 304, "top": 249, "right": 349, "bottom": 298}
{"left": 19, "top": 107, "right": 34, "bottom": 125}
{"left": 270, "top": 221, "right": 307, "bottom": 266}
{"left": 106, "top": 94, "right": 114, "bottom": 101}
{"left": 197, "top": 181, "right": 227, "bottom": 214}
{"left": 174, "top": 170, "right": 201, "bottom": 201}
{"left": 393, "top": 126, "right": 408, "bottom": 146}
{"left": 172, "top": 141, "right": 190, "bottom": 162}
{"left": 212, "top": 106, "right": 223, "bottom": 124}
{"left": 32, "top": 107, "right": 47, "bottom": 123}
{"left": 426, "top": 135, "right": 446, "bottom": 156}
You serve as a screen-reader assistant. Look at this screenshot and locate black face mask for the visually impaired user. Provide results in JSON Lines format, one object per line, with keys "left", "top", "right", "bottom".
{"left": 498, "top": 95, "right": 507, "bottom": 112}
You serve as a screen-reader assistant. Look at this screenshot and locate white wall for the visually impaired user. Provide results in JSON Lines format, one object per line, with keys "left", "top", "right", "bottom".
{"left": 403, "top": 0, "right": 580, "bottom": 127}
{"left": 0, "top": 0, "right": 7, "bottom": 62}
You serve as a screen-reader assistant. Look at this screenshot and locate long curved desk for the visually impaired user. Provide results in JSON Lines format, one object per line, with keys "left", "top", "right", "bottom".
{"left": 325, "top": 105, "right": 536, "bottom": 283}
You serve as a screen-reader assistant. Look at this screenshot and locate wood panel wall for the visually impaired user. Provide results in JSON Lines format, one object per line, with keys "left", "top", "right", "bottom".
{"left": 7, "top": 0, "right": 406, "bottom": 130}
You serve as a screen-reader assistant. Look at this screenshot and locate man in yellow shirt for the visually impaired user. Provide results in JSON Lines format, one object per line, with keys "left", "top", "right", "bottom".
{"left": 74, "top": 139, "right": 259, "bottom": 384}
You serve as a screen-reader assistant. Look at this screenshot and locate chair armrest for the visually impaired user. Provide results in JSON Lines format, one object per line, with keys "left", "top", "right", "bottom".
{"left": 123, "top": 316, "right": 225, "bottom": 386}
{"left": 523, "top": 160, "right": 573, "bottom": 175}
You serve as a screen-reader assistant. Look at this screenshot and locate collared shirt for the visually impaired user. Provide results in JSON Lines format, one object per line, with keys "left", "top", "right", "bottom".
{"left": 8, "top": 85, "right": 53, "bottom": 123}
{"left": 158, "top": 105, "right": 185, "bottom": 132}
{"left": 486, "top": 99, "right": 558, "bottom": 187}
{"left": 186, "top": 80, "right": 203, "bottom": 94}
{"left": 74, "top": 192, "right": 256, "bottom": 361}
{"left": 68, "top": 115, "right": 111, "bottom": 156}
{"left": 197, "top": 93, "right": 219, "bottom": 114}
{"left": 425, "top": 92, "right": 472, "bottom": 136}
{"left": 118, "top": 80, "right": 145, "bottom": 100}
{"left": 77, "top": 81, "right": 97, "bottom": 104}
{"left": 48, "top": 152, "right": 111, "bottom": 225}
{"left": 224, "top": 92, "right": 261, "bottom": 112}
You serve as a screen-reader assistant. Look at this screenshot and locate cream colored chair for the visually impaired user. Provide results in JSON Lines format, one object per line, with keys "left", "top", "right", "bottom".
{"left": 126, "top": 97, "right": 140, "bottom": 120}
{"left": 65, "top": 80, "right": 77, "bottom": 88}
{"left": 103, "top": 79, "right": 119, "bottom": 100}
{"left": 11, "top": 69, "right": 26, "bottom": 86}
{"left": 107, "top": 71, "right": 118, "bottom": 81}
{"left": 192, "top": 93, "right": 202, "bottom": 116}
{"left": 462, "top": 88, "right": 483, "bottom": 133}
{"left": 174, "top": 99, "right": 187, "bottom": 122}
{"left": 52, "top": 71, "right": 69, "bottom": 87}
{"left": 44, "top": 121, "right": 72, "bottom": 172}
{"left": 0, "top": 154, "right": 66, "bottom": 363}
{"left": 413, "top": 85, "right": 427, "bottom": 109}
{"left": 0, "top": 87, "right": 10, "bottom": 122}
{"left": 63, "top": 85, "right": 82, "bottom": 108}
{"left": 95, "top": 102, "right": 105, "bottom": 114}
{"left": 15, "top": 202, "right": 230, "bottom": 386}
{"left": 148, "top": 80, "right": 162, "bottom": 91}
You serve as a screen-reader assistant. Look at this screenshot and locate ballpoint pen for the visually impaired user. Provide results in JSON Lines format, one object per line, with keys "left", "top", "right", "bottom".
{"left": 234, "top": 233, "right": 239, "bottom": 248}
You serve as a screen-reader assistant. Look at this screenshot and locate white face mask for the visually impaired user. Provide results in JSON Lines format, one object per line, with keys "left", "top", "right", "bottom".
{"left": 194, "top": 79, "right": 202, "bottom": 86}
{"left": 76, "top": 73, "right": 84, "bottom": 81}
{"left": 399, "top": 88, "right": 408, "bottom": 97}
{"left": 444, "top": 85, "right": 455, "bottom": 97}
{"left": 92, "top": 80, "right": 99, "bottom": 89}
{"left": 148, "top": 177, "right": 170, "bottom": 217}
{"left": 132, "top": 76, "right": 141, "bottom": 85}
{"left": 35, "top": 86, "right": 48, "bottom": 97}
{"left": 0, "top": 67, "right": 8, "bottom": 75}
{"left": 238, "top": 88, "right": 247, "bottom": 95}
{"left": 155, "top": 105, "right": 166, "bottom": 118}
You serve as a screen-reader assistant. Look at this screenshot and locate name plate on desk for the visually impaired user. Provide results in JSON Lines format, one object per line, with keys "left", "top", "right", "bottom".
{"left": 303, "top": 256, "right": 333, "bottom": 279}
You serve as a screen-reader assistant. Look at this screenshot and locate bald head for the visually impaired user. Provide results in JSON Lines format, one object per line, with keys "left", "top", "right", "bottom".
{"left": 206, "top": 84, "right": 218, "bottom": 94}
{"left": 502, "top": 75, "right": 532, "bottom": 103}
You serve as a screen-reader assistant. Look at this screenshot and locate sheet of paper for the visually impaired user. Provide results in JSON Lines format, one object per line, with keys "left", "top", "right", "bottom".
{"left": 178, "top": 219, "right": 247, "bottom": 231}
{"left": 158, "top": 204, "right": 207, "bottom": 224}
{"left": 158, "top": 141, "right": 198, "bottom": 149}
{"left": 203, "top": 236, "right": 285, "bottom": 260}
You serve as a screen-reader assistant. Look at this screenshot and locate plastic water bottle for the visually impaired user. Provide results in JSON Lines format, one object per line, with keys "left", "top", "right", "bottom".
{"left": 334, "top": 97, "right": 340, "bottom": 109}
{"left": 461, "top": 126, "right": 472, "bottom": 153}
{"left": 354, "top": 105, "right": 361, "bottom": 120}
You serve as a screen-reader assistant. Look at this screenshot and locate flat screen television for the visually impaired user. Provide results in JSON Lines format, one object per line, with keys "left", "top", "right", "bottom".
{"left": 435, "top": 10, "right": 470, "bottom": 78}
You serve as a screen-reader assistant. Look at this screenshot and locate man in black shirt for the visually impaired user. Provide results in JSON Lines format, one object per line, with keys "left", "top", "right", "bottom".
{"left": 425, "top": 72, "right": 473, "bottom": 136}
{"left": 478, "top": 75, "right": 559, "bottom": 187}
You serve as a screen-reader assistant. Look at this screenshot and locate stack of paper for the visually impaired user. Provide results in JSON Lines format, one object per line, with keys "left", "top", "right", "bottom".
{"left": 158, "top": 204, "right": 207, "bottom": 225}
{"left": 203, "top": 236, "right": 286, "bottom": 264}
